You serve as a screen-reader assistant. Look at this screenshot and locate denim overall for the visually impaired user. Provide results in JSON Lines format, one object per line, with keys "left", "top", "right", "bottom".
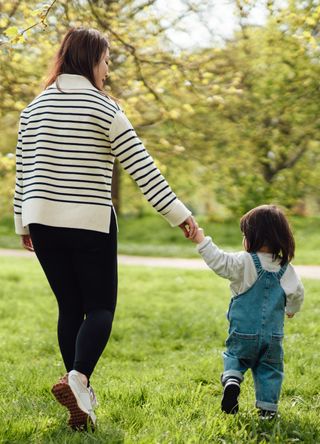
{"left": 222, "top": 253, "right": 288, "bottom": 412}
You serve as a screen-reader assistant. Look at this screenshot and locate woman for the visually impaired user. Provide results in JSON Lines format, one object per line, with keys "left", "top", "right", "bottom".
{"left": 14, "top": 27, "right": 197, "bottom": 431}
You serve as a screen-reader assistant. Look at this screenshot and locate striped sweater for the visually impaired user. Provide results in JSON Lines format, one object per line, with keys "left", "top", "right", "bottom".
{"left": 14, "top": 74, "right": 191, "bottom": 235}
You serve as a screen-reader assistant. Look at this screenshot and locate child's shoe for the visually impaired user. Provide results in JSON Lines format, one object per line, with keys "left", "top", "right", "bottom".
{"left": 258, "top": 409, "right": 278, "bottom": 420}
{"left": 221, "top": 378, "right": 241, "bottom": 414}
{"left": 51, "top": 370, "right": 96, "bottom": 431}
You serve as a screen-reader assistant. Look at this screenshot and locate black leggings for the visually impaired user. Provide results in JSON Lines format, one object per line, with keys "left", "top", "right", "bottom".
{"left": 29, "top": 212, "right": 117, "bottom": 381}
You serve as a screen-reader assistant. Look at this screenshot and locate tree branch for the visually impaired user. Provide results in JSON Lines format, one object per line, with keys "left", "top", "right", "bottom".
{"left": 0, "top": 0, "right": 58, "bottom": 47}
{"left": 262, "top": 146, "right": 307, "bottom": 182}
{"left": 87, "top": 0, "right": 165, "bottom": 104}
{"left": 127, "top": 0, "right": 157, "bottom": 19}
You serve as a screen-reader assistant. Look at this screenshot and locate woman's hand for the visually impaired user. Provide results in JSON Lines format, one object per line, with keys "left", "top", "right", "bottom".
{"left": 21, "top": 235, "right": 34, "bottom": 252}
{"left": 179, "top": 216, "right": 198, "bottom": 239}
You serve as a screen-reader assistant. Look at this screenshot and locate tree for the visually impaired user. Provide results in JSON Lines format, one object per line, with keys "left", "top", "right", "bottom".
{"left": 1, "top": 0, "right": 319, "bottom": 219}
{"left": 157, "top": 1, "right": 320, "bottom": 215}
{"left": 0, "top": 0, "right": 205, "bottom": 216}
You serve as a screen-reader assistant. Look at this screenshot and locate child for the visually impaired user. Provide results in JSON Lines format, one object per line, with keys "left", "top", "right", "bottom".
{"left": 191, "top": 205, "right": 304, "bottom": 418}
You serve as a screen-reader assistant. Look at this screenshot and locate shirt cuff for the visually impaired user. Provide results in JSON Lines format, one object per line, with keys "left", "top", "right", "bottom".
{"left": 285, "top": 305, "right": 300, "bottom": 315}
{"left": 162, "top": 199, "right": 192, "bottom": 227}
{"left": 14, "top": 215, "right": 30, "bottom": 235}
{"left": 196, "top": 236, "right": 212, "bottom": 253}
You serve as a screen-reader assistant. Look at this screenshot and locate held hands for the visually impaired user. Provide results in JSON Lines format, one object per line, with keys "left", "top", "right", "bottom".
{"left": 179, "top": 216, "right": 206, "bottom": 243}
{"left": 21, "top": 235, "right": 34, "bottom": 252}
{"left": 179, "top": 216, "right": 198, "bottom": 239}
{"left": 191, "top": 228, "right": 205, "bottom": 244}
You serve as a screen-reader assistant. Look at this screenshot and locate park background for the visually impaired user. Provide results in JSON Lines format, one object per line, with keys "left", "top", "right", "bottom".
{"left": 0, "top": 0, "right": 319, "bottom": 442}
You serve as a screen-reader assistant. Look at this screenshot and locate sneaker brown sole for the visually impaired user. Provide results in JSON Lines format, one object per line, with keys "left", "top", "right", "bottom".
{"left": 51, "top": 381, "right": 95, "bottom": 431}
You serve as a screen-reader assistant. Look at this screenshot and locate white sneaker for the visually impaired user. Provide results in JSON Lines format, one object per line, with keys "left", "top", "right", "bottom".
{"left": 57, "top": 372, "right": 98, "bottom": 409}
{"left": 52, "top": 370, "right": 96, "bottom": 430}
{"left": 88, "top": 385, "right": 98, "bottom": 409}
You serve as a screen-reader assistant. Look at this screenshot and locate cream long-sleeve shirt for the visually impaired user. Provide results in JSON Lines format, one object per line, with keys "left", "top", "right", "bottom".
{"left": 14, "top": 74, "right": 191, "bottom": 235}
{"left": 197, "top": 236, "right": 304, "bottom": 314}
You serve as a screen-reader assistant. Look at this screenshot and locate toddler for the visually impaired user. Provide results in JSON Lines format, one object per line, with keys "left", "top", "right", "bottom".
{"left": 192, "top": 205, "right": 304, "bottom": 418}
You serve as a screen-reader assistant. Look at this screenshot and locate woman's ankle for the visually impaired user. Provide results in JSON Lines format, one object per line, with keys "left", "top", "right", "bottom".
{"left": 73, "top": 370, "right": 88, "bottom": 386}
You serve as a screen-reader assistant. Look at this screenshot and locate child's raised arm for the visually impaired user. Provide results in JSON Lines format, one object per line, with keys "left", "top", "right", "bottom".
{"left": 191, "top": 228, "right": 244, "bottom": 282}
{"left": 191, "top": 228, "right": 205, "bottom": 244}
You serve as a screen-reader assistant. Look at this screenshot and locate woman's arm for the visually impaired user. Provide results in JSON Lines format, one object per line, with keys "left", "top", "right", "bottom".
{"left": 14, "top": 117, "right": 34, "bottom": 251}
{"left": 109, "top": 109, "right": 196, "bottom": 235}
{"left": 14, "top": 118, "right": 30, "bottom": 236}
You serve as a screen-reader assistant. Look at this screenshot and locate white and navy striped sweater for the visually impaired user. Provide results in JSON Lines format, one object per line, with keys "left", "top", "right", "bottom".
{"left": 14, "top": 74, "right": 191, "bottom": 234}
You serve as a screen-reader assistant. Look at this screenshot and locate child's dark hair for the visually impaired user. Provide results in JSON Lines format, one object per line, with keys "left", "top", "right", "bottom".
{"left": 240, "top": 205, "right": 295, "bottom": 266}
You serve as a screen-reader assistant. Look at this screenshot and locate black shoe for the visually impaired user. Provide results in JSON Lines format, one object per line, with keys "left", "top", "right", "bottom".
{"left": 221, "top": 378, "right": 241, "bottom": 414}
{"left": 258, "top": 409, "right": 277, "bottom": 420}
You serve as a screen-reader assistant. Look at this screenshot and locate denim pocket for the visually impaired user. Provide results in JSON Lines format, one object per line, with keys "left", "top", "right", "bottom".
{"left": 226, "top": 330, "right": 259, "bottom": 359}
{"left": 265, "top": 334, "right": 284, "bottom": 363}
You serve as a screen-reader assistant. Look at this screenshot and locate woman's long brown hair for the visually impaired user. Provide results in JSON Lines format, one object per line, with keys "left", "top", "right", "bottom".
{"left": 44, "top": 27, "right": 109, "bottom": 93}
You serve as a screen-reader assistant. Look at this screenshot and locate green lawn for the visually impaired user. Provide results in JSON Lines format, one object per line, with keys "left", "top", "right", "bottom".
{"left": 0, "top": 256, "right": 319, "bottom": 443}
{"left": 1, "top": 214, "right": 320, "bottom": 264}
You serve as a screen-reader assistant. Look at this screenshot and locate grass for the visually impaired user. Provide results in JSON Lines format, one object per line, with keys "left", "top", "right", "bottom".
{"left": 0, "top": 256, "right": 319, "bottom": 443}
{"left": 1, "top": 213, "right": 320, "bottom": 264}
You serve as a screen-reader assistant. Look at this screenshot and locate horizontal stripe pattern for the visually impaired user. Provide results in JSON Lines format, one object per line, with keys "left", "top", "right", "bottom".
{"left": 110, "top": 122, "right": 177, "bottom": 215}
{"left": 14, "top": 89, "right": 119, "bottom": 213}
{"left": 14, "top": 75, "right": 187, "bottom": 232}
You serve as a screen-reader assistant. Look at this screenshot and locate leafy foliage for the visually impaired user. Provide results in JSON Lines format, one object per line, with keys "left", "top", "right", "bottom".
{"left": 0, "top": 0, "right": 319, "bottom": 218}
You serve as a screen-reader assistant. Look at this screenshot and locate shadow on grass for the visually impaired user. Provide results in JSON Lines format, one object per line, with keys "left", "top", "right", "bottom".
{"left": 46, "top": 422, "right": 125, "bottom": 444}
{"left": 234, "top": 409, "right": 319, "bottom": 443}
{"left": 3, "top": 418, "right": 125, "bottom": 444}
{"left": 1, "top": 392, "right": 125, "bottom": 444}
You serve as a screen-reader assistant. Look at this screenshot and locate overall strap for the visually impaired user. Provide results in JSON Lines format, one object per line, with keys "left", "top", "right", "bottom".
{"left": 250, "top": 253, "right": 264, "bottom": 277}
{"left": 276, "top": 263, "right": 288, "bottom": 280}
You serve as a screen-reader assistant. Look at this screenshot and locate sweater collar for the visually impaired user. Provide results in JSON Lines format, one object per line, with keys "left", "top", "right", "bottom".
{"left": 49, "top": 74, "right": 99, "bottom": 91}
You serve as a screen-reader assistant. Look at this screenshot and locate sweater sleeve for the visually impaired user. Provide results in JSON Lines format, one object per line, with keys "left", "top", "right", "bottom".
{"left": 13, "top": 118, "right": 29, "bottom": 235}
{"left": 197, "top": 236, "right": 245, "bottom": 282}
{"left": 285, "top": 278, "right": 304, "bottom": 314}
{"left": 109, "top": 110, "right": 191, "bottom": 226}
